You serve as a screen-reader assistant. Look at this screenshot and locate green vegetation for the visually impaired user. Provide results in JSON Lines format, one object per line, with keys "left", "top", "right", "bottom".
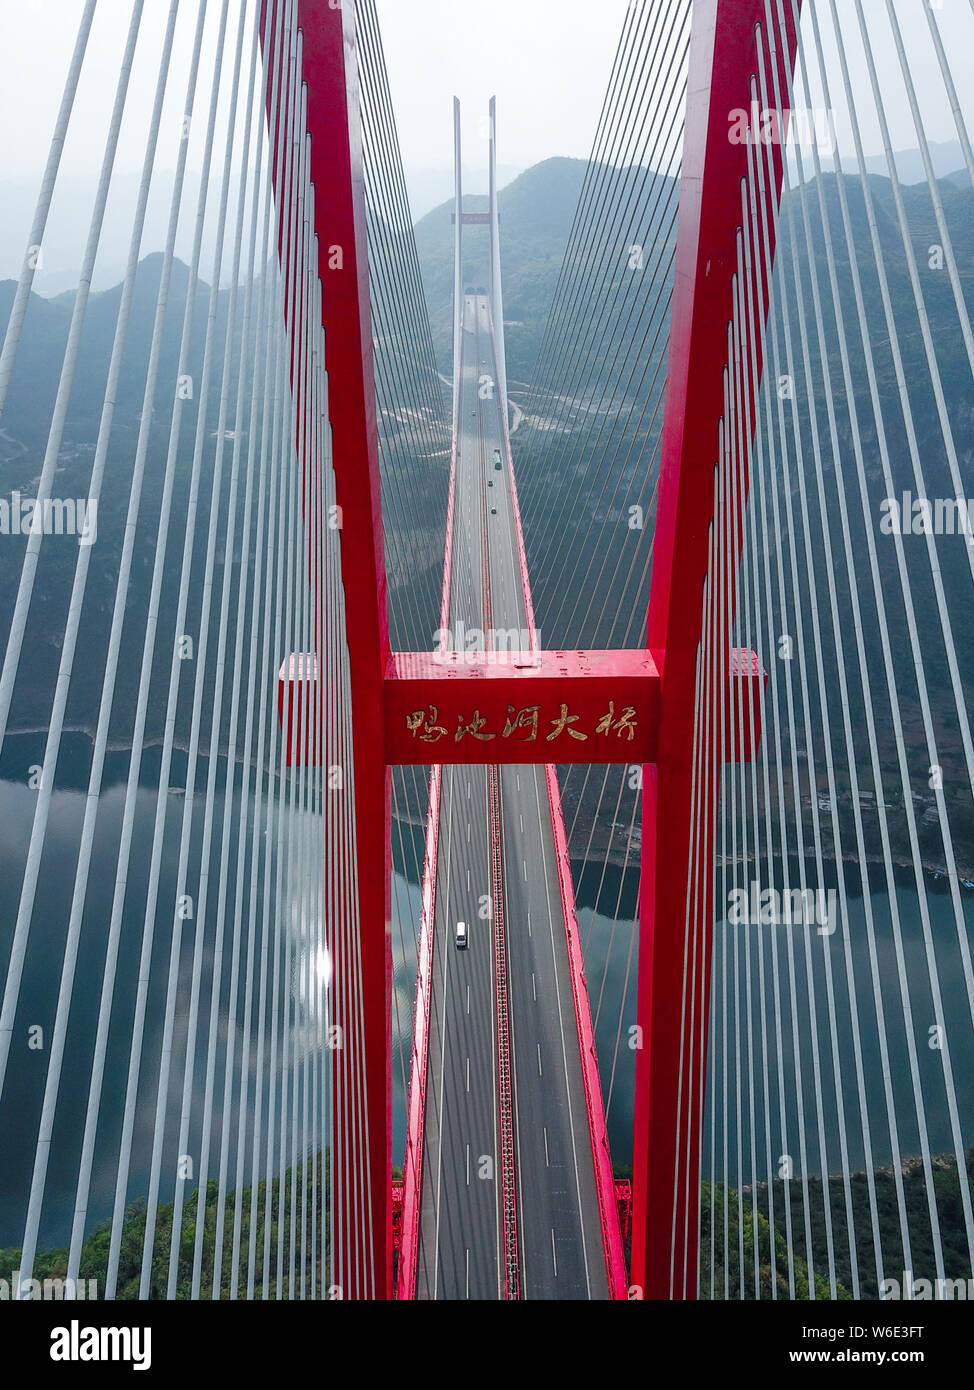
{"left": 4, "top": 1151, "right": 971, "bottom": 1299}
{"left": 702, "top": 1149, "right": 974, "bottom": 1299}
{"left": 0, "top": 1157, "right": 330, "bottom": 1300}
{"left": 415, "top": 156, "right": 589, "bottom": 385}
{"left": 702, "top": 1180, "right": 842, "bottom": 1299}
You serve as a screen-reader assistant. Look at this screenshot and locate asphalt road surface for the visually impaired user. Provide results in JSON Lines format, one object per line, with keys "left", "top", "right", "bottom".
{"left": 415, "top": 295, "right": 608, "bottom": 1300}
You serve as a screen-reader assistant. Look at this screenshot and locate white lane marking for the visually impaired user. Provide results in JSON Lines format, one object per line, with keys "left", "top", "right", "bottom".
{"left": 544, "top": 1126, "right": 550, "bottom": 1167}
{"left": 474, "top": 326, "right": 532, "bottom": 1293}
{"left": 467, "top": 821, "right": 470, "bottom": 842}
{"left": 467, "top": 867, "right": 470, "bottom": 891}
{"left": 519, "top": 812, "right": 523, "bottom": 833}
{"left": 466, "top": 1056, "right": 470, "bottom": 1092}
{"left": 527, "top": 909, "right": 532, "bottom": 938}
{"left": 466, "top": 1143, "right": 470, "bottom": 1185}
{"left": 485, "top": 772, "right": 502, "bottom": 1300}
{"left": 466, "top": 1248, "right": 470, "bottom": 1300}
{"left": 508, "top": 919, "right": 529, "bottom": 1301}
{"left": 537, "top": 1043, "right": 543, "bottom": 1076}
{"left": 532, "top": 972, "right": 537, "bottom": 1002}
{"left": 551, "top": 1229, "right": 558, "bottom": 1278}
{"left": 432, "top": 765, "right": 456, "bottom": 1301}
{"left": 516, "top": 774, "right": 520, "bottom": 792}
{"left": 466, "top": 983, "right": 470, "bottom": 1015}
{"left": 532, "top": 766, "right": 593, "bottom": 1297}
{"left": 523, "top": 858, "right": 528, "bottom": 881}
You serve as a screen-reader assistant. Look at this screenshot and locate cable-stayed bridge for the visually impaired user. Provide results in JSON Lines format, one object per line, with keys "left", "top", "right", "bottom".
{"left": 0, "top": 0, "right": 973, "bottom": 1305}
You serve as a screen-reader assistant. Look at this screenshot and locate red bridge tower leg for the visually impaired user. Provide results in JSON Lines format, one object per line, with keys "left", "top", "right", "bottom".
{"left": 265, "top": 0, "right": 392, "bottom": 1299}
{"left": 633, "top": 0, "right": 801, "bottom": 1300}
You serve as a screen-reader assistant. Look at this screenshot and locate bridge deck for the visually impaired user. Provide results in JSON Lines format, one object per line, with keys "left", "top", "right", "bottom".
{"left": 415, "top": 295, "right": 608, "bottom": 1299}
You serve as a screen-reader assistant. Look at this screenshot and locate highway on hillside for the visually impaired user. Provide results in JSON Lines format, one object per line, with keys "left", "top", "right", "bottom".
{"left": 415, "top": 293, "right": 608, "bottom": 1300}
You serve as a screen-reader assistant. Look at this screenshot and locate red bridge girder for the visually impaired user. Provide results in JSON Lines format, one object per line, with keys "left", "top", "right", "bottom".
{"left": 279, "top": 647, "right": 766, "bottom": 769}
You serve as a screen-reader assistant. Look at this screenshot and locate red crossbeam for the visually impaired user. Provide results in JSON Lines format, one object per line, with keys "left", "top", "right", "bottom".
{"left": 280, "top": 646, "right": 765, "bottom": 769}
{"left": 385, "top": 649, "right": 659, "bottom": 766}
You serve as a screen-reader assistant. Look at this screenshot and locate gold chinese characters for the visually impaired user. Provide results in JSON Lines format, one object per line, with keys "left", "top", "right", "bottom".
{"left": 405, "top": 701, "right": 638, "bottom": 745}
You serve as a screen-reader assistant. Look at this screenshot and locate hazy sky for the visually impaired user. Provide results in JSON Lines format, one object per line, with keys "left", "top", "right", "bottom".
{"left": 0, "top": 0, "right": 630, "bottom": 191}
{"left": 2, "top": 2, "right": 971, "bottom": 167}
{"left": 0, "top": 0, "right": 971, "bottom": 236}
{"left": 374, "top": 0, "right": 630, "bottom": 180}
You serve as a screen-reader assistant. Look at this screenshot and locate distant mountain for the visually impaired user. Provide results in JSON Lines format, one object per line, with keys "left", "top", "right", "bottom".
{"left": 0, "top": 243, "right": 447, "bottom": 748}
{"left": 820, "top": 138, "right": 967, "bottom": 186}
{"left": 0, "top": 162, "right": 523, "bottom": 296}
{"left": 415, "top": 157, "right": 590, "bottom": 386}
{"left": 404, "top": 162, "right": 524, "bottom": 223}
{"left": 414, "top": 148, "right": 974, "bottom": 389}
{"left": 0, "top": 255, "right": 229, "bottom": 744}
{"left": 0, "top": 253, "right": 210, "bottom": 454}
{"left": 0, "top": 170, "right": 223, "bottom": 296}
{"left": 484, "top": 160, "right": 974, "bottom": 873}
{"left": 3, "top": 155, "right": 972, "bottom": 878}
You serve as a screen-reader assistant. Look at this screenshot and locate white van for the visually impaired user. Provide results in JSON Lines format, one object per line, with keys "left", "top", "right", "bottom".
{"left": 455, "top": 921, "right": 468, "bottom": 950}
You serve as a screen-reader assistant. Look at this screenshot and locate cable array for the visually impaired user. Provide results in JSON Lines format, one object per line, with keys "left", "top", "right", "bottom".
{"left": 683, "top": 0, "right": 974, "bottom": 1300}
{"left": 0, "top": 0, "right": 378, "bottom": 1299}
{"left": 515, "top": 0, "right": 974, "bottom": 1300}
{"left": 352, "top": 0, "right": 450, "bottom": 1160}
{"left": 3, "top": 0, "right": 971, "bottom": 1307}
{"left": 512, "top": 0, "right": 691, "bottom": 1154}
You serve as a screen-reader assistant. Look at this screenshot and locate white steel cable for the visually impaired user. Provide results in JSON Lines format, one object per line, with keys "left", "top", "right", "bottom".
{"left": 161, "top": 1, "right": 267, "bottom": 1297}
{"left": 57, "top": 0, "right": 213, "bottom": 1287}
{"left": 10, "top": 0, "right": 181, "bottom": 1293}
{"left": 98, "top": 0, "right": 235, "bottom": 1300}
{"left": 129, "top": 0, "right": 255, "bottom": 1296}
{"left": 0, "top": 0, "right": 97, "bottom": 419}
{"left": 0, "top": 1, "right": 146, "bottom": 758}
{"left": 195, "top": 0, "right": 282, "bottom": 1294}
{"left": 746, "top": 36, "right": 861, "bottom": 1294}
